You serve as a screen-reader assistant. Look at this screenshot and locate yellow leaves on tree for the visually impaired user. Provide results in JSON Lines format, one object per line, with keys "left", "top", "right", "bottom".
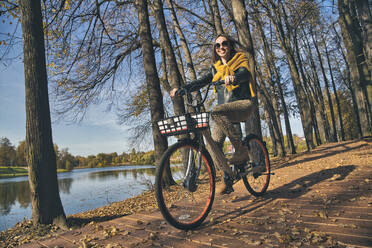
{"left": 64, "top": 0, "right": 71, "bottom": 10}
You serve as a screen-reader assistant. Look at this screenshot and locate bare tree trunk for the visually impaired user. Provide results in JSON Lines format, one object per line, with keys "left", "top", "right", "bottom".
{"left": 277, "top": 82, "right": 296, "bottom": 153}
{"left": 273, "top": 3, "right": 314, "bottom": 150}
{"left": 286, "top": 53, "right": 314, "bottom": 150}
{"left": 171, "top": 30, "right": 187, "bottom": 83}
{"left": 311, "top": 30, "right": 338, "bottom": 142}
{"left": 338, "top": 0, "right": 372, "bottom": 136}
{"left": 20, "top": 0, "right": 66, "bottom": 228}
{"left": 301, "top": 32, "right": 331, "bottom": 143}
{"left": 211, "top": 0, "right": 224, "bottom": 35}
{"left": 151, "top": 0, "right": 186, "bottom": 116}
{"left": 310, "top": 101, "right": 322, "bottom": 146}
{"left": 135, "top": 0, "right": 168, "bottom": 167}
{"left": 253, "top": 1, "right": 294, "bottom": 153}
{"left": 230, "top": 0, "right": 262, "bottom": 139}
{"left": 324, "top": 37, "right": 345, "bottom": 141}
{"left": 159, "top": 48, "right": 172, "bottom": 92}
{"left": 333, "top": 23, "right": 363, "bottom": 138}
{"left": 254, "top": 10, "right": 285, "bottom": 156}
{"left": 355, "top": 0, "right": 372, "bottom": 77}
{"left": 166, "top": 0, "right": 203, "bottom": 108}
{"left": 166, "top": 0, "right": 197, "bottom": 81}
{"left": 256, "top": 72, "right": 284, "bottom": 157}
{"left": 263, "top": 103, "right": 277, "bottom": 156}
{"left": 300, "top": 69, "right": 322, "bottom": 145}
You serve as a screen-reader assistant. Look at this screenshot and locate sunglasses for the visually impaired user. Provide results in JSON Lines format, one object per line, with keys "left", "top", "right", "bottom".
{"left": 214, "top": 40, "right": 229, "bottom": 49}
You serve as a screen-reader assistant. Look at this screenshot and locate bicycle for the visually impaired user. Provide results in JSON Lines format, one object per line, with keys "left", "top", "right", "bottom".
{"left": 155, "top": 81, "right": 271, "bottom": 230}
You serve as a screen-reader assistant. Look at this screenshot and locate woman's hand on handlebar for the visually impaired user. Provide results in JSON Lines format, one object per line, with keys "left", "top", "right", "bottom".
{"left": 170, "top": 88, "right": 178, "bottom": 97}
{"left": 170, "top": 88, "right": 185, "bottom": 97}
{"left": 224, "top": 75, "right": 235, "bottom": 86}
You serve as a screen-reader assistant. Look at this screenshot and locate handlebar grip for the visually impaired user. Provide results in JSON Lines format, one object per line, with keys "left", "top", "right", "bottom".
{"left": 214, "top": 80, "right": 225, "bottom": 86}
{"left": 176, "top": 88, "right": 186, "bottom": 96}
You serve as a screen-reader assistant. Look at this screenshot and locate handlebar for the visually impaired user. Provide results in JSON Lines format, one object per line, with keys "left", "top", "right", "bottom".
{"left": 176, "top": 80, "right": 225, "bottom": 108}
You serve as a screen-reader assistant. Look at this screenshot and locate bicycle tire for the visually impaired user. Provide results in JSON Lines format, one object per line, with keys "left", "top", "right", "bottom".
{"left": 241, "top": 134, "right": 270, "bottom": 196}
{"left": 155, "top": 139, "right": 216, "bottom": 230}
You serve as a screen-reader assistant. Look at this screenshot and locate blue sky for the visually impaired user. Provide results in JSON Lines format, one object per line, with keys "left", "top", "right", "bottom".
{"left": 0, "top": 61, "right": 133, "bottom": 156}
{"left": 0, "top": 19, "right": 141, "bottom": 156}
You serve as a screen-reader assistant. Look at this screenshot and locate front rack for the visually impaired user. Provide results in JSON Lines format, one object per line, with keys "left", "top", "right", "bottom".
{"left": 157, "top": 112, "right": 209, "bottom": 136}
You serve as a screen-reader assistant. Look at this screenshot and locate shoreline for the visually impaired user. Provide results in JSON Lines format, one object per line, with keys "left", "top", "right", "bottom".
{"left": 0, "top": 164, "right": 155, "bottom": 179}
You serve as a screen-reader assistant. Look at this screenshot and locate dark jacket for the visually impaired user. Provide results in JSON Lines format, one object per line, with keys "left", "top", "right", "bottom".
{"left": 183, "top": 66, "right": 254, "bottom": 105}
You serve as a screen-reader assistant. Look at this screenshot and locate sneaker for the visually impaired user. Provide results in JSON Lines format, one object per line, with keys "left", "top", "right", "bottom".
{"left": 228, "top": 146, "right": 250, "bottom": 165}
{"left": 216, "top": 172, "right": 234, "bottom": 195}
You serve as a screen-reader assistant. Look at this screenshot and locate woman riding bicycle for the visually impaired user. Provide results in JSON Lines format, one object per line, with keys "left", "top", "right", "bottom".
{"left": 170, "top": 33, "right": 256, "bottom": 195}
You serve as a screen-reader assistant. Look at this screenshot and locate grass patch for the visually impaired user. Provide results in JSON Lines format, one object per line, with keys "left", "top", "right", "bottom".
{"left": 0, "top": 167, "right": 69, "bottom": 178}
{"left": 0, "top": 166, "right": 28, "bottom": 178}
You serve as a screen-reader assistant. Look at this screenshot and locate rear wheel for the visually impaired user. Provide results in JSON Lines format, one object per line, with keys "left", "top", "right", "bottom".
{"left": 155, "top": 139, "right": 215, "bottom": 230}
{"left": 241, "top": 135, "right": 270, "bottom": 196}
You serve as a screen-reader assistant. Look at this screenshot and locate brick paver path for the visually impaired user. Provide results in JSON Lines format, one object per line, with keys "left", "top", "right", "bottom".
{"left": 20, "top": 139, "right": 372, "bottom": 247}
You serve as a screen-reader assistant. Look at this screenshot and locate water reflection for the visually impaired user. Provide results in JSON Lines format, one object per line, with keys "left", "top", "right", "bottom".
{"left": 0, "top": 180, "right": 30, "bottom": 215}
{"left": 0, "top": 165, "right": 156, "bottom": 231}
{"left": 59, "top": 178, "right": 73, "bottom": 194}
{"left": 0, "top": 177, "right": 74, "bottom": 215}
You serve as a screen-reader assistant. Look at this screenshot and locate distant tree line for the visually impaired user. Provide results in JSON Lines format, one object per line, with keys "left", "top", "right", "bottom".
{"left": 0, "top": 137, "right": 155, "bottom": 170}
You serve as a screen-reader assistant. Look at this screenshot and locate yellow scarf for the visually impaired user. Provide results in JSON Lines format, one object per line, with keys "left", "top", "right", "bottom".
{"left": 212, "top": 52, "right": 255, "bottom": 97}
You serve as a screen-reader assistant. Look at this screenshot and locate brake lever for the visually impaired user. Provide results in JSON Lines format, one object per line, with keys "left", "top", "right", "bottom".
{"left": 213, "top": 80, "right": 225, "bottom": 87}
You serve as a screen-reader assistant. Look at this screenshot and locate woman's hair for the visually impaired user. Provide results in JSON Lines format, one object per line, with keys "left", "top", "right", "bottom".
{"left": 211, "top": 33, "right": 241, "bottom": 63}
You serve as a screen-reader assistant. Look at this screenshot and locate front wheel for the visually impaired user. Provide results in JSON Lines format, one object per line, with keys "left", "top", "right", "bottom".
{"left": 241, "top": 135, "right": 270, "bottom": 196}
{"left": 155, "top": 139, "right": 215, "bottom": 230}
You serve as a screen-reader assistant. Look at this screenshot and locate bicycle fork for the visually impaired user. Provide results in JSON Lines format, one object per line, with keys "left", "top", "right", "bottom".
{"left": 182, "top": 147, "right": 202, "bottom": 192}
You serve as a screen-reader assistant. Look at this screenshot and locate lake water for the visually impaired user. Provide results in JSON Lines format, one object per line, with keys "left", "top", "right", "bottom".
{"left": 0, "top": 165, "right": 156, "bottom": 231}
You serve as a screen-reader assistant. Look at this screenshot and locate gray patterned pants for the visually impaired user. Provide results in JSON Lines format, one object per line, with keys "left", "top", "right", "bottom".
{"left": 203, "top": 99, "right": 255, "bottom": 174}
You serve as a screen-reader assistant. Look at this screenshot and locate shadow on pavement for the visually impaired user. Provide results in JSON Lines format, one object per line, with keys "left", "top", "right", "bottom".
{"left": 266, "top": 165, "right": 356, "bottom": 199}
{"left": 210, "top": 165, "right": 357, "bottom": 225}
{"left": 67, "top": 214, "right": 128, "bottom": 227}
{"left": 271, "top": 142, "right": 367, "bottom": 171}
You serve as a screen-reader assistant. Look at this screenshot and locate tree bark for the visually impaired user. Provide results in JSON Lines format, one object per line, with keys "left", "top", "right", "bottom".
{"left": 332, "top": 22, "right": 363, "bottom": 138}
{"left": 166, "top": 0, "right": 197, "bottom": 81}
{"left": 151, "top": 0, "right": 186, "bottom": 116}
{"left": 311, "top": 30, "right": 338, "bottom": 142}
{"left": 338, "top": 0, "right": 372, "bottom": 136}
{"left": 166, "top": 0, "right": 203, "bottom": 108}
{"left": 271, "top": 3, "right": 314, "bottom": 150}
{"left": 19, "top": 0, "right": 67, "bottom": 228}
{"left": 324, "top": 37, "right": 345, "bottom": 141}
{"left": 211, "top": 0, "right": 224, "bottom": 35}
{"left": 135, "top": 0, "right": 168, "bottom": 167}
{"left": 355, "top": 0, "right": 372, "bottom": 76}
{"left": 263, "top": 103, "right": 277, "bottom": 156}
{"left": 253, "top": 9, "right": 286, "bottom": 156}
{"left": 256, "top": 70, "right": 284, "bottom": 157}
{"left": 231, "top": 0, "right": 262, "bottom": 139}
{"left": 301, "top": 32, "right": 331, "bottom": 143}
